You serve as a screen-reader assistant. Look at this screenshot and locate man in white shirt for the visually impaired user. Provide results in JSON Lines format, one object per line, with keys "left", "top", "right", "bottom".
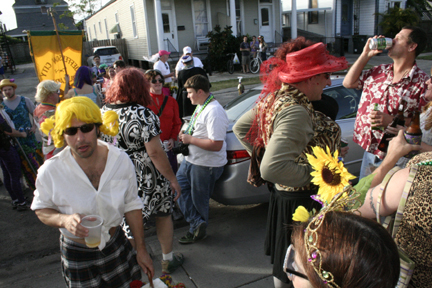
{"left": 31, "top": 97, "right": 154, "bottom": 287}
{"left": 176, "top": 75, "right": 229, "bottom": 244}
{"left": 174, "top": 46, "right": 204, "bottom": 78}
{"left": 153, "top": 50, "right": 174, "bottom": 84}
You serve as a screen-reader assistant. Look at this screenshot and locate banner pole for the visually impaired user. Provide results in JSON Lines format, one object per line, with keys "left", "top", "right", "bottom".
{"left": 48, "top": 8, "right": 68, "bottom": 77}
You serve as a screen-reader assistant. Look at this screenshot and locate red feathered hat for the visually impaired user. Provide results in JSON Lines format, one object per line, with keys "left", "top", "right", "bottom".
{"left": 278, "top": 42, "right": 348, "bottom": 83}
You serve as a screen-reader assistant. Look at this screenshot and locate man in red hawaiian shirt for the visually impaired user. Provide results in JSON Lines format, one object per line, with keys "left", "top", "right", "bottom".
{"left": 343, "top": 26, "right": 430, "bottom": 179}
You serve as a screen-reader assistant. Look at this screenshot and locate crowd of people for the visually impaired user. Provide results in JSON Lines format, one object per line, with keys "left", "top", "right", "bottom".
{"left": 1, "top": 26, "right": 432, "bottom": 287}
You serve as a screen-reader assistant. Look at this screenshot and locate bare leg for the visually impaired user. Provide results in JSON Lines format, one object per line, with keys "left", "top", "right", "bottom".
{"left": 156, "top": 215, "right": 174, "bottom": 254}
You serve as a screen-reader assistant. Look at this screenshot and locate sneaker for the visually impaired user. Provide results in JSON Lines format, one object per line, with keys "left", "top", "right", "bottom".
{"left": 178, "top": 232, "right": 195, "bottom": 244}
{"left": 16, "top": 201, "right": 30, "bottom": 211}
{"left": 12, "top": 200, "right": 18, "bottom": 210}
{"left": 161, "top": 253, "right": 185, "bottom": 274}
{"left": 193, "top": 222, "right": 207, "bottom": 241}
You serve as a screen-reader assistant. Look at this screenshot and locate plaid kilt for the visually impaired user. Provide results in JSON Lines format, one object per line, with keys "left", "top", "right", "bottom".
{"left": 60, "top": 227, "right": 142, "bottom": 288}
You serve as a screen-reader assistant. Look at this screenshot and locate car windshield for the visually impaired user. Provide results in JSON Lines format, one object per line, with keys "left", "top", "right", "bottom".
{"left": 225, "top": 89, "right": 262, "bottom": 121}
{"left": 95, "top": 48, "right": 119, "bottom": 55}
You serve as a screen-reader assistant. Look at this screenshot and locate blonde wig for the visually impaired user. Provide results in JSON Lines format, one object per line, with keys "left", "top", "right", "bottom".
{"left": 35, "top": 80, "right": 61, "bottom": 103}
{"left": 40, "top": 96, "right": 118, "bottom": 148}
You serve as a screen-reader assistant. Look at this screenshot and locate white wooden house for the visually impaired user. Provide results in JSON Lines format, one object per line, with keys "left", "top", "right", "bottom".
{"left": 85, "top": 0, "right": 283, "bottom": 67}
{"left": 282, "top": 0, "right": 408, "bottom": 53}
{"left": 85, "top": 0, "right": 282, "bottom": 65}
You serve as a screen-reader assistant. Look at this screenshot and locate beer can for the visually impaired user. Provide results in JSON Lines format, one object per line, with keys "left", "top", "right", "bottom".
{"left": 404, "top": 132, "right": 422, "bottom": 159}
{"left": 369, "top": 38, "right": 393, "bottom": 50}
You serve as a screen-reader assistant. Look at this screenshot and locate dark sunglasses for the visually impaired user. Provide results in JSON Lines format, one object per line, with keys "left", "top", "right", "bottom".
{"left": 151, "top": 79, "right": 164, "bottom": 84}
{"left": 64, "top": 123, "right": 98, "bottom": 136}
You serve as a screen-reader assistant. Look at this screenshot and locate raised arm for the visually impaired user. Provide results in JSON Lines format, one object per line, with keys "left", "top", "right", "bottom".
{"left": 358, "top": 130, "right": 421, "bottom": 218}
{"left": 343, "top": 37, "right": 382, "bottom": 89}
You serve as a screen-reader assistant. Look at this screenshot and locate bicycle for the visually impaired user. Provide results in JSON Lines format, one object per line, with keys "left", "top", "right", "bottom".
{"left": 226, "top": 53, "right": 240, "bottom": 74}
{"left": 249, "top": 52, "right": 274, "bottom": 74}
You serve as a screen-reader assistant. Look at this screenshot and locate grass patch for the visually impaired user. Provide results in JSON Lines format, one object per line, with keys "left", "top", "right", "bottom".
{"left": 417, "top": 55, "right": 432, "bottom": 60}
{"left": 211, "top": 76, "right": 261, "bottom": 92}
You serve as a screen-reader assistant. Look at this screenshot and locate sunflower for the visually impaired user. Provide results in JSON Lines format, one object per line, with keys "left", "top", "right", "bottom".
{"left": 306, "top": 146, "right": 356, "bottom": 203}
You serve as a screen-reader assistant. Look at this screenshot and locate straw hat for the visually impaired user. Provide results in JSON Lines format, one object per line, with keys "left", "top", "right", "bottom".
{"left": 0, "top": 79, "right": 17, "bottom": 90}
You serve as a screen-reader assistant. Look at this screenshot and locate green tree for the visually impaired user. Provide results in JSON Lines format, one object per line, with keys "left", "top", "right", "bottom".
{"left": 377, "top": 7, "right": 419, "bottom": 37}
{"left": 54, "top": 0, "right": 99, "bottom": 29}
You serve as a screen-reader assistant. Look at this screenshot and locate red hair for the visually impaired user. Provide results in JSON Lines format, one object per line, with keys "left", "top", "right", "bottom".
{"left": 105, "top": 67, "right": 151, "bottom": 106}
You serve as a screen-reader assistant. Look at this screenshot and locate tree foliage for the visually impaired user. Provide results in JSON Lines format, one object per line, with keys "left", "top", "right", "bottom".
{"left": 377, "top": 7, "right": 419, "bottom": 37}
{"left": 54, "top": 0, "right": 99, "bottom": 29}
{"left": 206, "top": 25, "right": 245, "bottom": 72}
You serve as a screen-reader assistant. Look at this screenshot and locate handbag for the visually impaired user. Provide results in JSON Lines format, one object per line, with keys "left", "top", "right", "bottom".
{"left": 233, "top": 53, "right": 240, "bottom": 64}
{"left": 375, "top": 166, "right": 417, "bottom": 288}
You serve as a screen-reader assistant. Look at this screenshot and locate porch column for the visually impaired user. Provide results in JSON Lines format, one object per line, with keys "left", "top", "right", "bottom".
{"left": 291, "top": 0, "right": 297, "bottom": 39}
{"left": 229, "top": 0, "right": 237, "bottom": 36}
{"left": 154, "top": 0, "right": 165, "bottom": 51}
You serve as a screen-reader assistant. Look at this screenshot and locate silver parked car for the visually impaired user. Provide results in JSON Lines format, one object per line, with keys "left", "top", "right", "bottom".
{"left": 180, "top": 77, "right": 363, "bottom": 205}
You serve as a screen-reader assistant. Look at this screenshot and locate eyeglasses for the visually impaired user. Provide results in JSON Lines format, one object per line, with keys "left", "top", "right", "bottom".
{"left": 284, "top": 244, "right": 309, "bottom": 281}
{"left": 64, "top": 123, "right": 98, "bottom": 136}
{"left": 151, "top": 79, "right": 164, "bottom": 84}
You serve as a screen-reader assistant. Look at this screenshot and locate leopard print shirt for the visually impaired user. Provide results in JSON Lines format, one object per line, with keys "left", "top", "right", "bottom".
{"left": 396, "top": 152, "right": 432, "bottom": 287}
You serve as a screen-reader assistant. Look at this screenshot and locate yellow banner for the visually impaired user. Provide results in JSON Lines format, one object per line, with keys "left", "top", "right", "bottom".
{"left": 28, "top": 31, "right": 83, "bottom": 93}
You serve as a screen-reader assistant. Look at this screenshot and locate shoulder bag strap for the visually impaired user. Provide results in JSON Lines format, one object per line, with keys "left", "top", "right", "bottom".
{"left": 376, "top": 166, "right": 401, "bottom": 224}
{"left": 158, "top": 96, "right": 169, "bottom": 117}
{"left": 390, "top": 165, "right": 418, "bottom": 237}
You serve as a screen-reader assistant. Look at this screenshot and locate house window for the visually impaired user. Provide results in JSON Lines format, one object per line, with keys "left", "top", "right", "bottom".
{"left": 259, "top": 0, "right": 272, "bottom": 2}
{"left": 261, "top": 8, "right": 269, "bottom": 26}
{"left": 115, "top": 12, "right": 118, "bottom": 23}
{"left": 161, "top": 0, "right": 172, "bottom": 9}
{"left": 130, "top": 5, "right": 137, "bottom": 38}
{"left": 104, "top": 19, "right": 109, "bottom": 39}
{"left": 282, "top": 14, "right": 289, "bottom": 27}
{"left": 236, "top": 0, "right": 242, "bottom": 36}
{"left": 308, "top": 0, "right": 318, "bottom": 24}
{"left": 193, "top": 0, "right": 208, "bottom": 37}
{"left": 88, "top": 29, "right": 92, "bottom": 41}
{"left": 99, "top": 21, "right": 102, "bottom": 33}
{"left": 94, "top": 24, "right": 97, "bottom": 39}
{"left": 162, "top": 13, "right": 170, "bottom": 33}
{"left": 393, "top": 2, "right": 401, "bottom": 8}
{"left": 40, "top": 6, "right": 47, "bottom": 14}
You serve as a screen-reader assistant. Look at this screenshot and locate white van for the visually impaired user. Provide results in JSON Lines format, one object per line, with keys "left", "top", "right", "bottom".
{"left": 92, "top": 46, "right": 122, "bottom": 66}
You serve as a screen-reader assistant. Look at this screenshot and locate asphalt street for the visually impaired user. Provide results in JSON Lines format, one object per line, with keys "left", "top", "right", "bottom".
{"left": 1, "top": 52, "right": 432, "bottom": 287}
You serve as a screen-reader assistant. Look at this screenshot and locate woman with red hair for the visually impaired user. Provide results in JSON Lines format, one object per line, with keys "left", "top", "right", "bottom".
{"left": 233, "top": 37, "right": 348, "bottom": 287}
{"left": 101, "top": 67, "right": 185, "bottom": 274}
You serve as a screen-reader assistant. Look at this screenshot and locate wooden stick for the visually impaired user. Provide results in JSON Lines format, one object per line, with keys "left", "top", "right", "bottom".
{"left": 48, "top": 8, "right": 68, "bottom": 77}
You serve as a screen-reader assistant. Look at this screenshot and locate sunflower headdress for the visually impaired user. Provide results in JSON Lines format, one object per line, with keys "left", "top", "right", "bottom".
{"left": 292, "top": 146, "right": 360, "bottom": 287}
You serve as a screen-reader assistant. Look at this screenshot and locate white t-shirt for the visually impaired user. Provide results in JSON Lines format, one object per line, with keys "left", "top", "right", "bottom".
{"left": 154, "top": 60, "right": 172, "bottom": 83}
{"left": 175, "top": 57, "right": 204, "bottom": 72}
{"left": 31, "top": 141, "right": 143, "bottom": 249}
{"left": 185, "top": 100, "right": 229, "bottom": 167}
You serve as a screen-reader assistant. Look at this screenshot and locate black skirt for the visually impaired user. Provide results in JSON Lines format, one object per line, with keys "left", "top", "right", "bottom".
{"left": 265, "top": 186, "right": 320, "bottom": 283}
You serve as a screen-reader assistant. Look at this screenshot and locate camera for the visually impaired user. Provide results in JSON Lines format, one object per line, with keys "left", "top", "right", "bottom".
{"left": 172, "top": 143, "right": 189, "bottom": 156}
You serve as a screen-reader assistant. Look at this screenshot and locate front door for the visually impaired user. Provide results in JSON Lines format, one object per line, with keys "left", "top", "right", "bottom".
{"left": 340, "top": 0, "right": 352, "bottom": 36}
{"left": 161, "top": 0, "right": 178, "bottom": 52}
{"left": 259, "top": 4, "right": 273, "bottom": 43}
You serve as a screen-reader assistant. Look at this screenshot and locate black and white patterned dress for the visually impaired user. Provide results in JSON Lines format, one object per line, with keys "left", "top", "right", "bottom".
{"left": 101, "top": 103, "right": 173, "bottom": 237}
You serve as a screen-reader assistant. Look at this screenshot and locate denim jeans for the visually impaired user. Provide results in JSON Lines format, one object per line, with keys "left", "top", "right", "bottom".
{"left": 176, "top": 160, "right": 224, "bottom": 233}
{"left": 359, "top": 150, "right": 408, "bottom": 180}
{"left": 359, "top": 151, "right": 383, "bottom": 180}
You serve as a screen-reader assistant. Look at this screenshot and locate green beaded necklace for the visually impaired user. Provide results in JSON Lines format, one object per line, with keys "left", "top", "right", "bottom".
{"left": 416, "top": 160, "right": 432, "bottom": 166}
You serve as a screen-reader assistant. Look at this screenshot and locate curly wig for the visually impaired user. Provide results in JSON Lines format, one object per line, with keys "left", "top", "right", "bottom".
{"left": 40, "top": 96, "right": 118, "bottom": 148}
